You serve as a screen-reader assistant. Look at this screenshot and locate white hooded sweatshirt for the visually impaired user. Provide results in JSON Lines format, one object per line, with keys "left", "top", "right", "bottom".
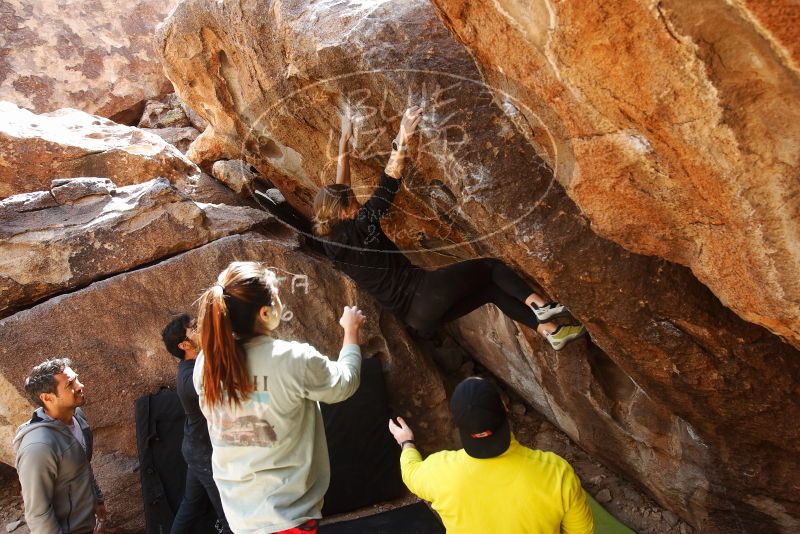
{"left": 194, "top": 337, "right": 361, "bottom": 533}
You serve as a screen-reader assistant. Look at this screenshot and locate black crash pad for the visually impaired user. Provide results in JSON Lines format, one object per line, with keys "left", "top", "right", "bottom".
{"left": 320, "top": 502, "right": 444, "bottom": 534}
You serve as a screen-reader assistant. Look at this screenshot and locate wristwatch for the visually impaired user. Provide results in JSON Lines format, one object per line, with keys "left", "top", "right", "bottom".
{"left": 392, "top": 138, "right": 407, "bottom": 152}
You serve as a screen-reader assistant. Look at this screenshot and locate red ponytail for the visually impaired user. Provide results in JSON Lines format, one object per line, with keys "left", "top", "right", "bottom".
{"left": 197, "top": 262, "right": 276, "bottom": 406}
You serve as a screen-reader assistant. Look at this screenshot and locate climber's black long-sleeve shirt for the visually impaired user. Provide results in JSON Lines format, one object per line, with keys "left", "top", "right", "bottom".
{"left": 322, "top": 172, "right": 424, "bottom": 319}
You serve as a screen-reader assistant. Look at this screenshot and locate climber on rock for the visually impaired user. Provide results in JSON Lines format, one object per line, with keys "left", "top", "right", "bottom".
{"left": 312, "top": 106, "right": 586, "bottom": 350}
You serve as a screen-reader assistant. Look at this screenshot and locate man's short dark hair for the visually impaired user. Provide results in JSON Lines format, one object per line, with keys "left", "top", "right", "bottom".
{"left": 24, "top": 358, "right": 73, "bottom": 407}
{"left": 161, "top": 314, "right": 192, "bottom": 360}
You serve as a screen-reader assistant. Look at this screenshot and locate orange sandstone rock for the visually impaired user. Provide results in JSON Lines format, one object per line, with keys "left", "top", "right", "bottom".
{"left": 0, "top": 0, "right": 180, "bottom": 120}
{"left": 155, "top": 1, "right": 800, "bottom": 530}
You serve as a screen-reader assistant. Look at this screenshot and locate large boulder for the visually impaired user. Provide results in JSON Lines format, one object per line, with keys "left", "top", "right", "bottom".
{"left": 0, "top": 177, "right": 270, "bottom": 318}
{"left": 156, "top": 1, "right": 800, "bottom": 531}
{"left": 0, "top": 102, "right": 199, "bottom": 198}
{"left": 0, "top": 0, "right": 181, "bottom": 121}
{"left": 0, "top": 232, "right": 452, "bottom": 532}
{"left": 137, "top": 94, "right": 193, "bottom": 129}
{"left": 428, "top": 0, "right": 800, "bottom": 351}
{"left": 212, "top": 160, "right": 263, "bottom": 195}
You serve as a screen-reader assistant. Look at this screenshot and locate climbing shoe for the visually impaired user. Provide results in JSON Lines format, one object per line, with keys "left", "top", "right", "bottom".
{"left": 531, "top": 301, "right": 567, "bottom": 321}
{"left": 545, "top": 324, "right": 587, "bottom": 351}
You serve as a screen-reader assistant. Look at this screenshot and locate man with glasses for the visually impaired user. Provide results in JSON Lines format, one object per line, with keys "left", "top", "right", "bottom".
{"left": 161, "top": 314, "right": 231, "bottom": 534}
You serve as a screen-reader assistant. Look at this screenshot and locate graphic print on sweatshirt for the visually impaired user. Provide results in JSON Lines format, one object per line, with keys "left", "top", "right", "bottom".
{"left": 207, "top": 390, "right": 278, "bottom": 448}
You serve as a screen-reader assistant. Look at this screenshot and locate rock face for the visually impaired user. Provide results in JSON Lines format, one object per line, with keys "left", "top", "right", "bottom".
{"left": 0, "top": 103, "right": 199, "bottom": 198}
{"left": 0, "top": 177, "right": 270, "bottom": 318}
{"left": 0, "top": 232, "right": 452, "bottom": 531}
{"left": 141, "top": 126, "right": 200, "bottom": 153}
{"left": 212, "top": 160, "right": 261, "bottom": 195}
{"left": 137, "top": 94, "right": 192, "bottom": 129}
{"left": 156, "top": 1, "right": 800, "bottom": 531}
{"left": 136, "top": 94, "right": 205, "bottom": 152}
{"left": 0, "top": 0, "right": 180, "bottom": 120}
{"left": 180, "top": 99, "right": 210, "bottom": 132}
{"left": 448, "top": 308, "right": 710, "bottom": 528}
{"left": 428, "top": 0, "right": 800, "bottom": 351}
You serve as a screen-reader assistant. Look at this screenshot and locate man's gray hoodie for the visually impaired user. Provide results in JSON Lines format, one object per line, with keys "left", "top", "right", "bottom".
{"left": 12, "top": 407, "right": 103, "bottom": 534}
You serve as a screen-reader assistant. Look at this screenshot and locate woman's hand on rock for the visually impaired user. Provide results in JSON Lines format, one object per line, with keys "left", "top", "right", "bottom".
{"left": 339, "top": 305, "right": 366, "bottom": 332}
{"left": 396, "top": 106, "right": 423, "bottom": 146}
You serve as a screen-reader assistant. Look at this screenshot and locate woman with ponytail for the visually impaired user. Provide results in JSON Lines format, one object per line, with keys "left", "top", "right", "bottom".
{"left": 313, "top": 107, "right": 587, "bottom": 351}
{"left": 194, "top": 261, "right": 365, "bottom": 534}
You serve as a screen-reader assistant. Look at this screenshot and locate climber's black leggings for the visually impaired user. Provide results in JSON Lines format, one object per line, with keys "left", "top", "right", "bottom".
{"left": 403, "top": 258, "right": 540, "bottom": 332}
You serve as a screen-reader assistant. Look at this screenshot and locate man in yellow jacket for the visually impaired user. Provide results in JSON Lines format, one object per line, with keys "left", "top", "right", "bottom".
{"left": 388, "top": 377, "right": 595, "bottom": 533}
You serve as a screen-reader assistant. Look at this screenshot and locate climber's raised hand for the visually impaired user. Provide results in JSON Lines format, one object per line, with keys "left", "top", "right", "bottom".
{"left": 385, "top": 106, "right": 423, "bottom": 179}
{"left": 396, "top": 106, "right": 423, "bottom": 147}
{"left": 340, "top": 108, "right": 354, "bottom": 144}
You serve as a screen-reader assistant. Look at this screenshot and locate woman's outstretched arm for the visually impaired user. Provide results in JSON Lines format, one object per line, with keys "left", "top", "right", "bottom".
{"left": 357, "top": 106, "right": 424, "bottom": 222}
{"left": 384, "top": 106, "right": 423, "bottom": 179}
{"left": 335, "top": 111, "right": 353, "bottom": 185}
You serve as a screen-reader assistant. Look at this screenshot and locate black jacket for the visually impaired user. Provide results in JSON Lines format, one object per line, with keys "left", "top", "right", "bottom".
{"left": 176, "top": 359, "right": 213, "bottom": 463}
{"left": 322, "top": 172, "right": 424, "bottom": 319}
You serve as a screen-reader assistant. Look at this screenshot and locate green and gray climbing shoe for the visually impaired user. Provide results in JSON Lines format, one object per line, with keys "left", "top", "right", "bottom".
{"left": 545, "top": 324, "right": 587, "bottom": 350}
{"left": 531, "top": 301, "right": 567, "bottom": 321}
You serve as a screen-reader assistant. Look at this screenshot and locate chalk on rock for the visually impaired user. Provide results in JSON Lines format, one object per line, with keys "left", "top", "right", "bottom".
{"left": 6, "top": 519, "right": 23, "bottom": 533}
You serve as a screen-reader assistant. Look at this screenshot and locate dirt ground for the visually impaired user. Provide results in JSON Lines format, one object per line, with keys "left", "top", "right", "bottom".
{"left": 0, "top": 464, "right": 26, "bottom": 534}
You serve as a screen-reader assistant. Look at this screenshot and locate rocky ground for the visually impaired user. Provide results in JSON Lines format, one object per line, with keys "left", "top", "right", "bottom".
{"left": 0, "top": 464, "right": 26, "bottom": 534}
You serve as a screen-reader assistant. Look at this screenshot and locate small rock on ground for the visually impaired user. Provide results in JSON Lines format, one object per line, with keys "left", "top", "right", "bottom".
{"left": 663, "top": 510, "right": 679, "bottom": 527}
{"left": 596, "top": 488, "right": 612, "bottom": 504}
